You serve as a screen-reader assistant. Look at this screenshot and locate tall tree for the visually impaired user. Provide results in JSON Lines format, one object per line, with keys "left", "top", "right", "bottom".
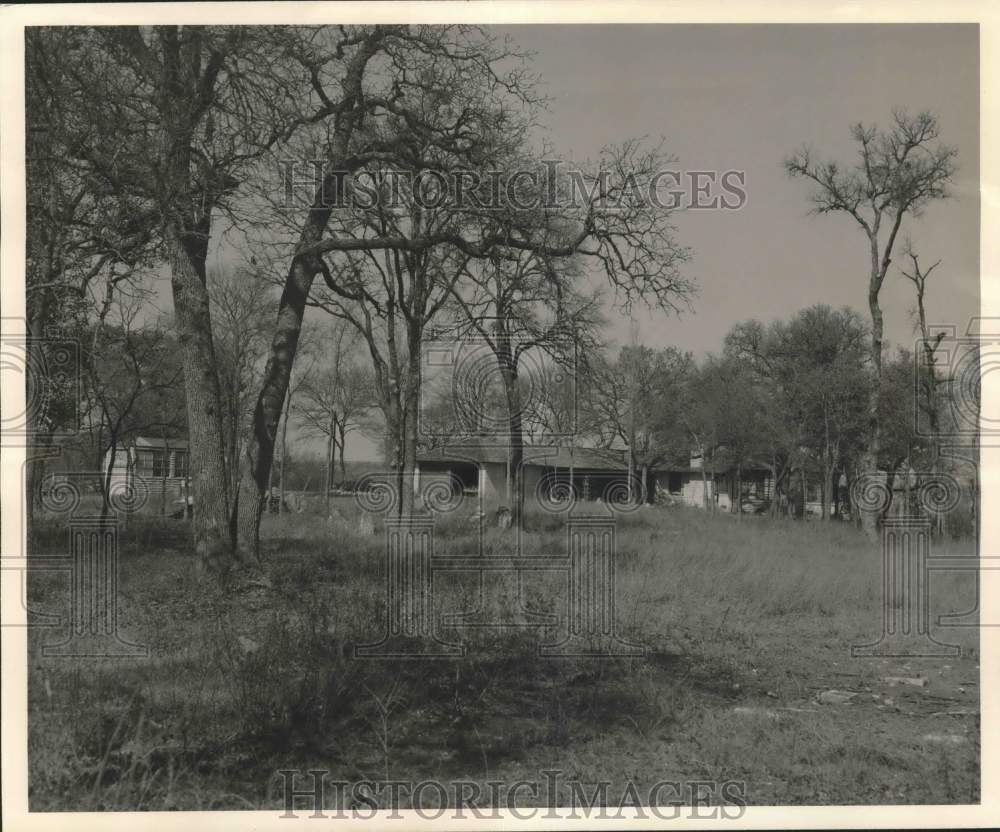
{"left": 785, "top": 110, "right": 956, "bottom": 533}
{"left": 24, "top": 29, "right": 158, "bottom": 538}
{"left": 237, "top": 25, "right": 540, "bottom": 548}
{"left": 82, "top": 308, "right": 186, "bottom": 519}
{"left": 30, "top": 24, "right": 325, "bottom": 567}
{"left": 444, "top": 250, "right": 602, "bottom": 524}
{"left": 899, "top": 241, "right": 945, "bottom": 439}
{"left": 726, "top": 306, "right": 870, "bottom": 521}
{"left": 209, "top": 266, "right": 276, "bottom": 501}
{"left": 295, "top": 322, "right": 374, "bottom": 512}
{"left": 591, "top": 345, "right": 695, "bottom": 504}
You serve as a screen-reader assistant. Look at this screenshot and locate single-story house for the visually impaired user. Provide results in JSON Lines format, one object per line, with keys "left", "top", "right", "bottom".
{"left": 415, "top": 445, "right": 640, "bottom": 508}
{"left": 654, "top": 454, "right": 774, "bottom": 512}
{"left": 102, "top": 436, "right": 191, "bottom": 502}
{"left": 416, "top": 446, "right": 783, "bottom": 512}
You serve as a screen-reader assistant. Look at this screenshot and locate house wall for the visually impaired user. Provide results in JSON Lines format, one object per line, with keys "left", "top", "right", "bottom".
{"left": 101, "top": 445, "right": 191, "bottom": 503}
{"left": 654, "top": 471, "right": 715, "bottom": 508}
{"left": 420, "top": 459, "right": 625, "bottom": 512}
{"left": 685, "top": 474, "right": 716, "bottom": 508}
{"left": 479, "top": 461, "right": 507, "bottom": 507}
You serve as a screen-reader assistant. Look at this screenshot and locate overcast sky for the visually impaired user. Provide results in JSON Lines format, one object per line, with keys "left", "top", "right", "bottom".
{"left": 185, "top": 24, "right": 979, "bottom": 461}
{"left": 495, "top": 23, "right": 979, "bottom": 355}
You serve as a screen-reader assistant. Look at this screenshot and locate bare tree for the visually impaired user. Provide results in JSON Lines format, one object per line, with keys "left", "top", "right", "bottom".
{"left": 236, "top": 26, "right": 541, "bottom": 547}
{"left": 444, "top": 250, "right": 603, "bottom": 525}
{"left": 295, "top": 322, "right": 374, "bottom": 513}
{"left": 785, "top": 109, "right": 957, "bottom": 534}
{"left": 82, "top": 300, "right": 186, "bottom": 519}
{"left": 29, "top": 25, "right": 329, "bottom": 568}
{"left": 900, "top": 241, "right": 945, "bottom": 437}
{"left": 24, "top": 30, "right": 158, "bottom": 538}
{"left": 209, "top": 266, "right": 276, "bottom": 501}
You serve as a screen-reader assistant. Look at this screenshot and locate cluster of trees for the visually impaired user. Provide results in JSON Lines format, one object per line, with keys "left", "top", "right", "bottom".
{"left": 26, "top": 24, "right": 965, "bottom": 569}
{"left": 27, "top": 25, "right": 692, "bottom": 566}
{"left": 583, "top": 306, "right": 938, "bottom": 522}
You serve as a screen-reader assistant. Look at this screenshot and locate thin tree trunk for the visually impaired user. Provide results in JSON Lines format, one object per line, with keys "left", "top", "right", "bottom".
{"left": 735, "top": 462, "right": 742, "bottom": 519}
{"left": 498, "top": 339, "right": 525, "bottom": 527}
{"left": 161, "top": 432, "right": 169, "bottom": 517}
{"left": 338, "top": 421, "right": 347, "bottom": 482}
{"left": 627, "top": 444, "right": 635, "bottom": 504}
{"left": 400, "top": 348, "right": 422, "bottom": 519}
{"left": 24, "top": 313, "right": 55, "bottom": 545}
{"left": 699, "top": 446, "right": 710, "bottom": 511}
{"left": 325, "top": 411, "right": 336, "bottom": 516}
{"left": 278, "top": 388, "right": 291, "bottom": 516}
{"left": 101, "top": 441, "right": 117, "bottom": 521}
{"left": 821, "top": 461, "right": 833, "bottom": 522}
{"left": 234, "top": 33, "right": 386, "bottom": 558}
{"left": 769, "top": 453, "right": 780, "bottom": 518}
{"left": 800, "top": 466, "right": 808, "bottom": 520}
{"left": 861, "top": 232, "right": 887, "bottom": 538}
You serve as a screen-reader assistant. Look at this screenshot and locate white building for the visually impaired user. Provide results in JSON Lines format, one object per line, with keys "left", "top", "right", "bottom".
{"left": 102, "top": 436, "right": 191, "bottom": 504}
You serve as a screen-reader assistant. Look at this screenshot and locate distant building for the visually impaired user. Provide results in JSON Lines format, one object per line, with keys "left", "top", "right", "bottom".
{"left": 102, "top": 436, "right": 191, "bottom": 500}
{"left": 653, "top": 454, "right": 774, "bottom": 512}
{"left": 416, "top": 446, "right": 777, "bottom": 512}
{"left": 416, "top": 445, "right": 636, "bottom": 508}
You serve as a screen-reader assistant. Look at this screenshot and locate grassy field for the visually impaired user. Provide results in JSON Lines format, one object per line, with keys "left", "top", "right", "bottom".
{"left": 26, "top": 500, "right": 980, "bottom": 810}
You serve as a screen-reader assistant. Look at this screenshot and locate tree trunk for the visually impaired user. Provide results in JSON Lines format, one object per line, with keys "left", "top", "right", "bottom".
{"left": 699, "top": 446, "right": 710, "bottom": 511}
{"left": 325, "top": 411, "right": 336, "bottom": 516}
{"left": 101, "top": 441, "right": 117, "bottom": 521}
{"left": 336, "top": 420, "right": 346, "bottom": 482}
{"left": 627, "top": 444, "right": 635, "bottom": 504}
{"left": 234, "top": 34, "right": 386, "bottom": 558}
{"left": 381, "top": 401, "right": 405, "bottom": 516}
{"left": 498, "top": 341, "right": 525, "bottom": 527}
{"left": 400, "top": 348, "right": 422, "bottom": 519}
{"left": 24, "top": 315, "right": 56, "bottom": 546}
{"left": 769, "top": 453, "right": 780, "bottom": 518}
{"left": 160, "top": 432, "right": 169, "bottom": 517}
{"left": 861, "top": 237, "right": 886, "bottom": 538}
{"left": 278, "top": 387, "right": 291, "bottom": 516}
{"left": 165, "top": 218, "right": 233, "bottom": 565}
{"left": 157, "top": 29, "right": 235, "bottom": 565}
{"left": 800, "top": 466, "right": 808, "bottom": 520}
{"left": 821, "top": 460, "right": 834, "bottom": 522}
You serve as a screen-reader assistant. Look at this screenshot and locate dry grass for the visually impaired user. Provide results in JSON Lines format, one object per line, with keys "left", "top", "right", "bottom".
{"left": 26, "top": 502, "right": 980, "bottom": 810}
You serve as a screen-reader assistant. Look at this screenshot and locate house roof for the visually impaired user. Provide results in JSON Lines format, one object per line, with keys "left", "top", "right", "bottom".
{"left": 133, "top": 436, "right": 189, "bottom": 449}
{"left": 418, "top": 445, "right": 629, "bottom": 471}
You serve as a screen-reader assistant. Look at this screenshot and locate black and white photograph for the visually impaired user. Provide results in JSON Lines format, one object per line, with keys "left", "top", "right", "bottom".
{"left": 1, "top": 2, "right": 997, "bottom": 827}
